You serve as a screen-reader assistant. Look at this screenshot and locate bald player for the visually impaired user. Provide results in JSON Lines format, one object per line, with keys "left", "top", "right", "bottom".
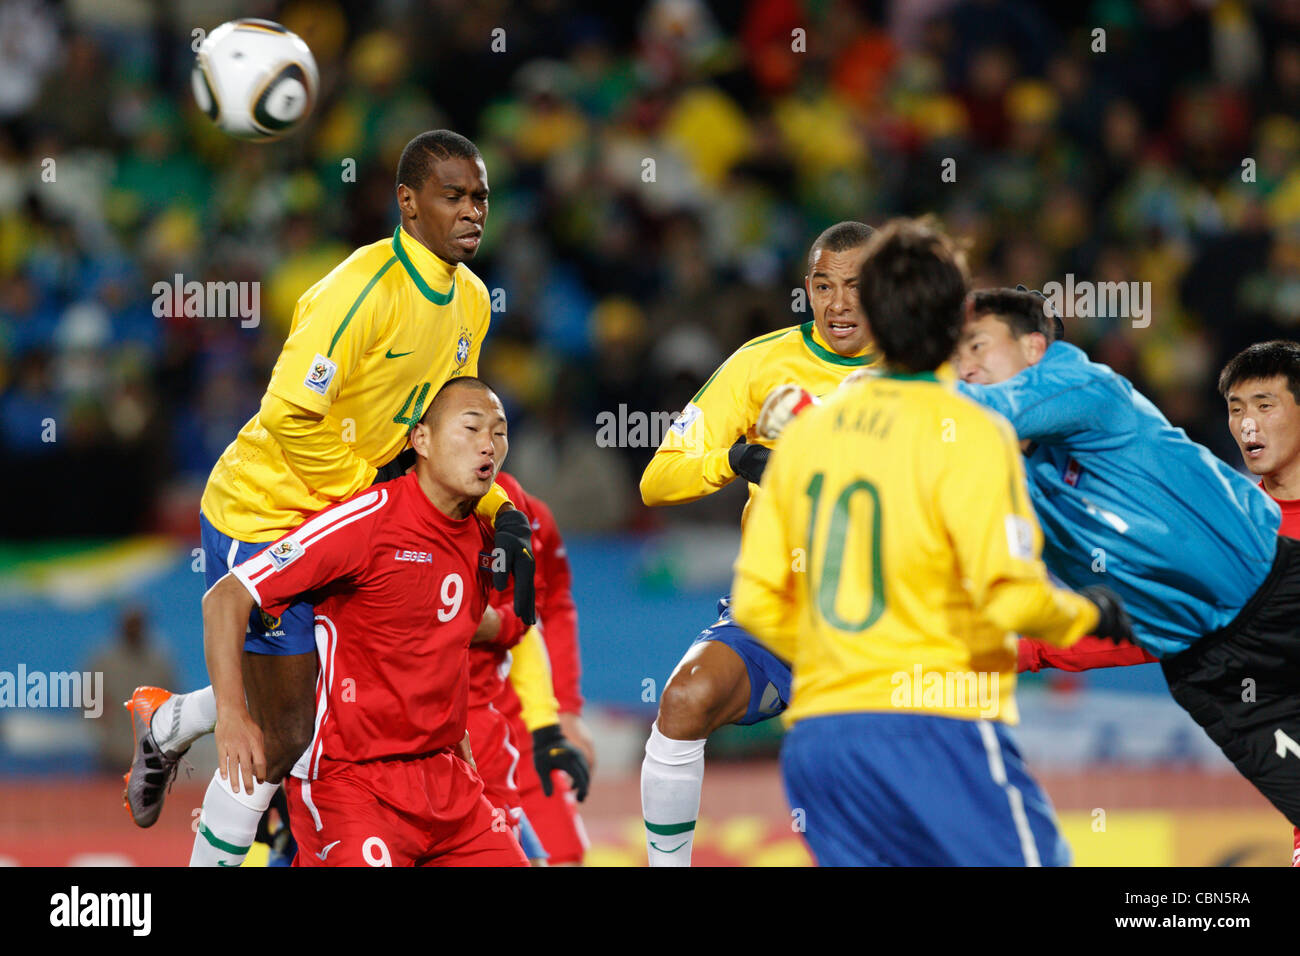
{"left": 123, "top": 131, "right": 536, "bottom": 867}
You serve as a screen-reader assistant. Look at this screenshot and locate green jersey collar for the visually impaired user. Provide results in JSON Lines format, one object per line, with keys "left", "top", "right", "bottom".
{"left": 392, "top": 227, "right": 456, "bottom": 305}
{"left": 800, "top": 322, "right": 872, "bottom": 366}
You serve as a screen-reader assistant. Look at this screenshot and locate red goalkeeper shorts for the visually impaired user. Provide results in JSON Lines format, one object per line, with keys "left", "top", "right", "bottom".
{"left": 287, "top": 749, "right": 527, "bottom": 867}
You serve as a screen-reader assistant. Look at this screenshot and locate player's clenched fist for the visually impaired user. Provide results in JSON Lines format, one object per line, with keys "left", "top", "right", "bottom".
{"left": 215, "top": 710, "right": 267, "bottom": 796}
{"left": 493, "top": 507, "right": 536, "bottom": 625}
{"left": 756, "top": 383, "right": 819, "bottom": 440}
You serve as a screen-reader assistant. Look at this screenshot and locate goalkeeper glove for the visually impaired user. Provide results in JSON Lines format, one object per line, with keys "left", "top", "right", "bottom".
{"left": 372, "top": 447, "right": 416, "bottom": 484}
{"left": 757, "top": 384, "right": 819, "bottom": 440}
{"left": 728, "top": 437, "right": 771, "bottom": 485}
{"left": 1078, "top": 585, "right": 1133, "bottom": 645}
{"left": 532, "top": 724, "right": 590, "bottom": 801}
{"left": 493, "top": 507, "right": 536, "bottom": 626}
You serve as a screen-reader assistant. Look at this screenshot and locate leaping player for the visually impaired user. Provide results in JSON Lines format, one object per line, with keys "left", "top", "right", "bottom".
{"left": 947, "top": 286, "right": 1300, "bottom": 861}
{"left": 639, "top": 222, "right": 876, "bottom": 866}
{"left": 122, "top": 131, "right": 537, "bottom": 867}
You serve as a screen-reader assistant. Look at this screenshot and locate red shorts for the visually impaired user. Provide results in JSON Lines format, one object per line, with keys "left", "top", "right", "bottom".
{"left": 509, "top": 710, "right": 589, "bottom": 864}
{"left": 287, "top": 750, "right": 527, "bottom": 867}
{"left": 467, "top": 705, "right": 522, "bottom": 822}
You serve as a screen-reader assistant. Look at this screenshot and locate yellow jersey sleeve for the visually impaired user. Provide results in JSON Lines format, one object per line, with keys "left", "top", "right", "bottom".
{"left": 474, "top": 482, "right": 512, "bottom": 522}
{"left": 936, "top": 407, "right": 1097, "bottom": 646}
{"left": 265, "top": 259, "right": 395, "bottom": 417}
{"left": 508, "top": 626, "right": 561, "bottom": 731}
{"left": 640, "top": 344, "right": 756, "bottom": 506}
{"left": 732, "top": 462, "right": 800, "bottom": 662}
{"left": 260, "top": 393, "right": 377, "bottom": 500}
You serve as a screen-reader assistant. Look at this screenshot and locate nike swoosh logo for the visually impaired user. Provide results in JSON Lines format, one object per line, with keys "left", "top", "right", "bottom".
{"left": 318, "top": 839, "right": 341, "bottom": 861}
{"left": 650, "top": 839, "right": 689, "bottom": 853}
{"left": 216, "top": 860, "right": 239, "bottom": 867}
{"left": 385, "top": 349, "right": 414, "bottom": 359}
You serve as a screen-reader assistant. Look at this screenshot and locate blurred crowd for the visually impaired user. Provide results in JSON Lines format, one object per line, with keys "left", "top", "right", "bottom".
{"left": 1, "top": 0, "right": 1299, "bottom": 536}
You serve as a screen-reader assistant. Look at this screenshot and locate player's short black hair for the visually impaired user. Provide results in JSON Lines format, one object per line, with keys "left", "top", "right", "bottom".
{"left": 396, "top": 130, "right": 481, "bottom": 193}
{"left": 419, "top": 375, "right": 495, "bottom": 427}
{"left": 807, "top": 221, "right": 875, "bottom": 273}
{"left": 970, "top": 288, "right": 1056, "bottom": 341}
{"left": 1218, "top": 341, "right": 1300, "bottom": 405}
{"left": 857, "top": 218, "right": 968, "bottom": 373}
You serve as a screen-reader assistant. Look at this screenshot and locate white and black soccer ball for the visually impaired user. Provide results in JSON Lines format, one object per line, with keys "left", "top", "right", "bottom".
{"left": 191, "top": 19, "right": 318, "bottom": 141}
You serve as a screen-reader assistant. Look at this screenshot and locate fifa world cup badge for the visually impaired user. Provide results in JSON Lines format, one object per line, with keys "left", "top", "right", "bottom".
{"left": 267, "top": 539, "right": 305, "bottom": 569}
{"left": 304, "top": 353, "right": 337, "bottom": 395}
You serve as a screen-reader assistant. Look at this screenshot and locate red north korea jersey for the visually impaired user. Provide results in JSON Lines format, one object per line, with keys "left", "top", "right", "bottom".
{"left": 231, "top": 473, "right": 492, "bottom": 776}
{"left": 1264, "top": 486, "right": 1300, "bottom": 540}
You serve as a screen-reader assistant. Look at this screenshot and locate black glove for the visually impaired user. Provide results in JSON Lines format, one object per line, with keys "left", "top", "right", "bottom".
{"left": 532, "top": 724, "right": 590, "bottom": 801}
{"left": 372, "top": 447, "right": 416, "bottom": 484}
{"left": 728, "top": 437, "right": 771, "bottom": 485}
{"left": 1079, "top": 585, "right": 1133, "bottom": 645}
{"left": 1016, "top": 284, "right": 1065, "bottom": 343}
{"left": 493, "top": 507, "right": 536, "bottom": 625}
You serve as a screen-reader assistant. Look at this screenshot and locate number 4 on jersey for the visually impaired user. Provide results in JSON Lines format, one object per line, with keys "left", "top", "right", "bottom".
{"left": 393, "top": 382, "right": 431, "bottom": 427}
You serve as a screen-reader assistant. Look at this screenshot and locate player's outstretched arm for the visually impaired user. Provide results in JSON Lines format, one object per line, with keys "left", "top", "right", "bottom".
{"left": 202, "top": 574, "right": 267, "bottom": 796}
{"left": 957, "top": 352, "right": 1128, "bottom": 447}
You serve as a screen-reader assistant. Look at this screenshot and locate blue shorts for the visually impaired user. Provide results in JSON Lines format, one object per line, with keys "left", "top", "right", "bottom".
{"left": 690, "top": 595, "right": 792, "bottom": 725}
{"left": 782, "top": 712, "right": 1070, "bottom": 867}
{"left": 200, "top": 511, "right": 316, "bottom": 656}
{"left": 516, "top": 809, "right": 548, "bottom": 861}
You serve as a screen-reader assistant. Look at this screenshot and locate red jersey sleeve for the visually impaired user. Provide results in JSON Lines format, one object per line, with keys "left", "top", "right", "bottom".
{"left": 230, "top": 487, "right": 388, "bottom": 618}
{"left": 485, "top": 598, "right": 529, "bottom": 651}
{"left": 528, "top": 491, "right": 583, "bottom": 713}
{"left": 1017, "top": 634, "right": 1158, "bottom": 673}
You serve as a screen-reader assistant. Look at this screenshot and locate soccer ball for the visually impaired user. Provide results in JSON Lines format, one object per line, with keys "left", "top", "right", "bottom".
{"left": 191, "top": 19, "right": 318, "bottom": 141}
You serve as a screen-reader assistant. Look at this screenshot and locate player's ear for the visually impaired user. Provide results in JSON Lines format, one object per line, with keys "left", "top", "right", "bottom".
{"left": 1024, "top": 331, "right": 1048, "bottom": 365}
{"left": 397, "top": 183, "right": 415, "bottom": 219}
{"left": 409, "top": 421, "right": 431, "bottom": 460}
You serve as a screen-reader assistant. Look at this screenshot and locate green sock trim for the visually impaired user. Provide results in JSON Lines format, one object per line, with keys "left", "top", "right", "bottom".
{"left": 198, "top": 821, "right": 251, "bottom": 856}
{"left": 645, "top": 819, "right": 696, "bottom": 836}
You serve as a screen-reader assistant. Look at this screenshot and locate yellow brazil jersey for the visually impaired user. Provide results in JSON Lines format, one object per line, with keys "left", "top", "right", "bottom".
{"left": 640, "top": 321, "right": 874, "bottom": 525}
{"left": 731, "top": 366, "right": 1098, "bottom": 727}
{"left": 202, "top": 226, "right": 494, "bottom": 541}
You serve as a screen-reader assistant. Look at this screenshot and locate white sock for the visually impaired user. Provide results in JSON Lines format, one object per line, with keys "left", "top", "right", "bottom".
{"left": 641, "top": 722, "right": 706, "bottom": 867}
{"left": 152, "top": 686, "right": 217, "bottom": 753}
{"left": 190, "top": 771, "right": 278, "bottom": 867}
